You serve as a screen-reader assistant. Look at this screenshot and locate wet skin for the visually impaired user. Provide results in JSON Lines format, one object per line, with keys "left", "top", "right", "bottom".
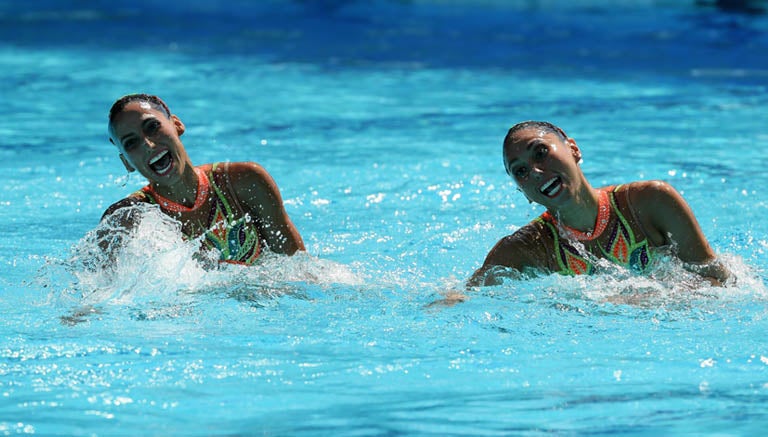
{"left": 103, "top": 101, "right": 305, "bottom": 256}
{"left": 466, "top": 126, "right": 729, "bottom": 287}
{"left": 109, "top": 101, "right": 198, "bottom": 206}
{"left": 503, "top": 128, "right": 597, "bottom": 232}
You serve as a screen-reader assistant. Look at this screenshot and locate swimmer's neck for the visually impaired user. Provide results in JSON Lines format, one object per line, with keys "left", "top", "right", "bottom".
{"left": 150, "top": 165, "right": 200, "bottom": 208}
{"left": 548, "top": 185, "right": 601, "bottom": 232}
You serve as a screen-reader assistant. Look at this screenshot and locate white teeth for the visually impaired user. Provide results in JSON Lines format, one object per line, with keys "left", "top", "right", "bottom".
{"left": 149, "top": 150, "right": 168, "bottom": 165}
{"left": 148, "top": 150, "right": 172, "bottom": 174}
{"left": 548, "top": 183, "right": 562, "bottom": 196}
{"left": 540, "top": 177, "right": 560, "bottom": 194}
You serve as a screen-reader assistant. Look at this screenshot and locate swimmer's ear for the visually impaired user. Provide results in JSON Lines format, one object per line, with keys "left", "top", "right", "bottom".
{"left": 119, "top": 154, "right": 136, "bottom": 173}
{"left": 171, "top": 114, "right": 185, "bottom": 136}
{"left": 567, "top": 138, "right": 582, "bottom": 165}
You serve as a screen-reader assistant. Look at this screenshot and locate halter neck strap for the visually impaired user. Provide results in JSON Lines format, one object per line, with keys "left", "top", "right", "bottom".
{"left": 541, "top": 187, "right": 611, "bottom": 241}
{"left": 142, "top": 167, "right": 210, "bottom": 213}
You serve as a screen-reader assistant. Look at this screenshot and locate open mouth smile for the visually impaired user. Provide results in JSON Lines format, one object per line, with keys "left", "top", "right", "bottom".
{"left": 148, "top": 150, "right": 173, "bottom": 176}
{"left": 540, "top": 176, "right": 563, "bottom": 198}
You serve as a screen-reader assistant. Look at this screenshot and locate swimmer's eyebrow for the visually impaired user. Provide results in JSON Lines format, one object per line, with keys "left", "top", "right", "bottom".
{"left": 140, "top": 115, "right": 159, "bottom": 126}
{"left": 507, "top": 141, "right": 544, "bottom": 164}
{"left": 118, "top": 116, "right": 160, "bottom": 144}
{"left": 119, "top": 132, "right": 136, "bottom": 144}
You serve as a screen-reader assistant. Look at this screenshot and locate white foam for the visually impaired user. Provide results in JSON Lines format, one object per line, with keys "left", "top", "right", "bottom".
{"left": 468, "top": 248, "right": 766, "bottom": 309}
{"left": 58, "top": 203, "right": 365, "bottom": 309}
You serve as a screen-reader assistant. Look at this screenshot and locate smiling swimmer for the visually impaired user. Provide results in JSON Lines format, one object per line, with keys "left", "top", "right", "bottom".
{"left": 468, "top": 121, "right": 729, "bottom": 286}
{"left": 101, "top": 93, "right": 304, "bottom": 265}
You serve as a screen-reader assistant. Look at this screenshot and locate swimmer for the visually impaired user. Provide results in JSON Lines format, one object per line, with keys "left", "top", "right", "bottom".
{"left": 101, "top": 93, "right": 304, "bottom": 265}
{"left": 468, "top": 120, "right": 729, "bottom": 287}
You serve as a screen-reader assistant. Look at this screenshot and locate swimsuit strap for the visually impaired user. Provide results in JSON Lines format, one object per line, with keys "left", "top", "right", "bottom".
{"left": 598, "top": 185, "right": 652, "bottom": 272}
{"left": 537, "top": 187, "right": 615, "bottom": 276}
{"left": 536, "top": 218, "right": 594, "bottom": 276}
{"left": 206, "top": 162, "right": 237, "bottom": 240}
{"left": 536, "top": 185, "right": 652, "bottom": 275}
{"left": 138, "top": 189, "right": 156, "bottom": 205}
{"left": 141, "top": 167, "right": 210, "bottom": 213}
{"left": 204, "top": 162, "right": 261, "bottom": 264}
{"left": 541, "top": 187, "right": 611, "bottom": 241}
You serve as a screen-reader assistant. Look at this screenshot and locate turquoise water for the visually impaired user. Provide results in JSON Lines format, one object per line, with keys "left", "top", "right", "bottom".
{"left": 2, "top": 1, "right": 768, "bottom": 435}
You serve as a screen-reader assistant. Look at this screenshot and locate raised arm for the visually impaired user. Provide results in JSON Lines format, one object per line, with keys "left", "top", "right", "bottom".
{"left": 629, "top": 180, "right": 729, "bottom": 283}
{"left": 227, "top": 162, "right": 305, "bottom": 255}
{"left": 97, "top": 197, "right": 145, "bottom": 260}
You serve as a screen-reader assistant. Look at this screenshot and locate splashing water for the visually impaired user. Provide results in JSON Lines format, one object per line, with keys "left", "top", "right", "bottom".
{"left": 38, "top": 204, "right": 364, "bottom": 320}
{"left": 5, "top": 1, "right": 768, "bottom": 434}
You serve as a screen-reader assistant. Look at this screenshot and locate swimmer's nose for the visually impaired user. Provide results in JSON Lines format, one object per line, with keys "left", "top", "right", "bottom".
{"left": 530, "top": 166, "right": 544, "bottom": 179}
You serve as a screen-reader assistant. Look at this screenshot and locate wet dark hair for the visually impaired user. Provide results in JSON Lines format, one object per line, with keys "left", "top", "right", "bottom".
{"left": 108, "top": 93, "right": 171, "bottom": 126}
{"left": 504, "top": 120, "right": 567, "bottom": 144}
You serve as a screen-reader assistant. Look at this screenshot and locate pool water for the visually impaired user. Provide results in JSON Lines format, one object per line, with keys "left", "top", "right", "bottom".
{"left": 2, "top": 0, "right": 768, "bottom": 434}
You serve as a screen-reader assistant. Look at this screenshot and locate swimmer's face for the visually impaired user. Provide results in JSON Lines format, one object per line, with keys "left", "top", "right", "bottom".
{"left": 503, "top": 127, "right": 582, "bottom": 205}
{"left": 109, "top": 101, "right": 189, "bottom": 184}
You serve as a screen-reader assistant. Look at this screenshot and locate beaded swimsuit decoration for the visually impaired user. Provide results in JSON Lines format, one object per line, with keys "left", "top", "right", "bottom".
{"left": 139, "top": 165, "right": 261, "bottom": 265}
{"left": 537, "top": 185, "right": 652, "bottom": 275}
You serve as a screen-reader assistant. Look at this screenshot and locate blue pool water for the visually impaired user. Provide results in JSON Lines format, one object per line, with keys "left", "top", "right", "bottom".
{"left": 2, "top": 0, "right": 768, "bottom": 434}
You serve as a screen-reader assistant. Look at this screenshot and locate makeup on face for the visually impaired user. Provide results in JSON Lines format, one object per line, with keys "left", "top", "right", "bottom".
{"left": 110, "top": 104, "right": 181, "bottom": 179}
{"left": 504, "top": 131, "right": 577, "bottom": 202}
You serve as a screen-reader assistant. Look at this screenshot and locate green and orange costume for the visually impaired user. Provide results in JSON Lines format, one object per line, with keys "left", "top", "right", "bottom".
{"left": 132, "top": 163, "right": 261, "bottom": 265}
{"left": 535, "top": 185, "right": 653, "bottom": 275}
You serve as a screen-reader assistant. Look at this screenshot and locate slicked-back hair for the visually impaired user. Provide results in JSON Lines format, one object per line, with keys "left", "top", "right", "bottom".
{"left": 504, "top": 121, "right": 567, "bottom": 145}
{"left": 108, "top": 94, "right": 171, "bottom": 126}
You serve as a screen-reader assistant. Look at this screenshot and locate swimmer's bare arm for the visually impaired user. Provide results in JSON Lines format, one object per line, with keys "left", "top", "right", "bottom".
{"left": 228, "top": 162, "right": 305, "bottom": 255}
{"left": 101, "top": 197, "right": 144, "bottom": 224}
{"left": 426, "top": 229, "right": 544, "bottom": 307}
{"left": 61, "top": 200, "right": 142, "bottom": 321}
{"left": 630, "top": 180, "right": 729, "bottom": 283}
{"left": 425, "top": 235, "right": 535, "bottom": 307}
{"left": 97, "top": 197, "right": 144, "bottom": 256}
{"left": 467, "top": 234, "right": 538, "bottom": 287}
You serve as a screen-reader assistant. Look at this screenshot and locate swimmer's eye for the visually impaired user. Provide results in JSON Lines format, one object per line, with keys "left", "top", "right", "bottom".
{"left": 533, "top": 143, "right": 548, "bottom": 161}
{"left": 123, "top": 137, "right": 138, "bottom": 151}
{"left": 512, "top": 165, "right": 529, "bottom": 180}
{"left": 143, "top": 119, "right": 161, "bottom": 136}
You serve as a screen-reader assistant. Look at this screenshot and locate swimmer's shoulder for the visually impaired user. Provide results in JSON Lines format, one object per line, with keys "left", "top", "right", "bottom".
{"left": 613, "top": 180, "right": 691, "bottom": 222}
{"left": 204, "top": 161, "right": 284, "bottom": 209}
{"left": 203, "top": 162, "right": 269, "bottom": 180}
{"left": 507, "top": 219, "right": 552, "bottom": 246}
{"left": 611, "top": 180, "right": 689, "bottom": 246}
{"left": 216, "top": 161, "right": 280, "bottom": 192}
{"left": 100, "top": 192, "right": 151, "bottom": 224}
{"left": 613, "top": 180, "right": 679, "bottom": 204}
{"left": 487, "top": 220, "right": 552, "bottom": 269}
